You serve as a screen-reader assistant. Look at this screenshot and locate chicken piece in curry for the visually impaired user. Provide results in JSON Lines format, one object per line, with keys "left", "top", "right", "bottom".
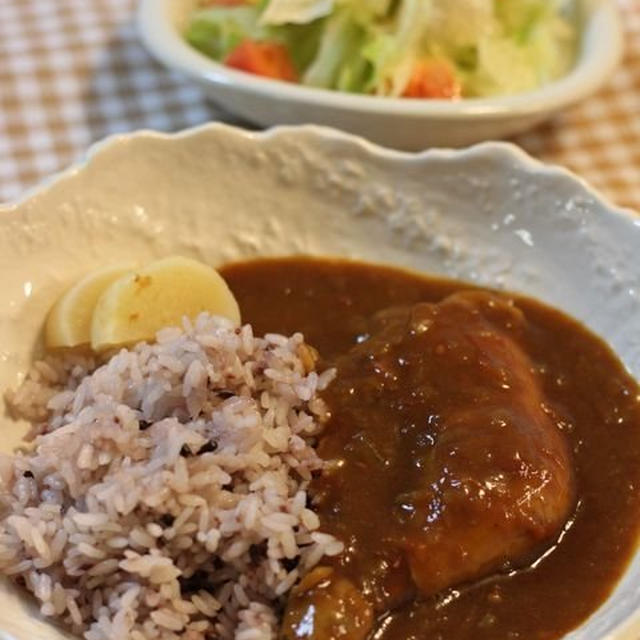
{"left": 282, "top": 292, "right": 575, "bottom": 639}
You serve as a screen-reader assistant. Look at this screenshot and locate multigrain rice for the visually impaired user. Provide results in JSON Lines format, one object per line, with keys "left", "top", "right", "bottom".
{"left": 0, "top": 313, "right": 341, "bottom": 639}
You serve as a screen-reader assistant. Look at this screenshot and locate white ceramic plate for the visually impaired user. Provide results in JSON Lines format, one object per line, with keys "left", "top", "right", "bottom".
{"left": 137, "top": 0, "right": 623, "bottom": 149}
{"left": 0, "top": 124, "right": 639, "bottom": 639}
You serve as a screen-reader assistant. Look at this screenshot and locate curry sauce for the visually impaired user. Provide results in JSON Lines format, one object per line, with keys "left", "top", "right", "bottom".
{"left": 221, "top": 257, "right": 640, "bottom": 640}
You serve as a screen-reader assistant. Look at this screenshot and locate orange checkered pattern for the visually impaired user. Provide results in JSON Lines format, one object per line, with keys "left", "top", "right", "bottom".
{"left": 514, "top": 0, "right": 640, "bottom": 212}
{"left": 0, "top": 0, "right": 638, "bottom": 210}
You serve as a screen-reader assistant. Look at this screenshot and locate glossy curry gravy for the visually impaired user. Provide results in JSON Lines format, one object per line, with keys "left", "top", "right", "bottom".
{"left": 220, "top": 257, "right": 640, "bottom": 640}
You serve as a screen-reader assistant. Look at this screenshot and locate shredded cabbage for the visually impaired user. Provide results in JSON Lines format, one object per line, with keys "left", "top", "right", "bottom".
{"left": 260, "top": 0, "right": 334, "bottom": 26}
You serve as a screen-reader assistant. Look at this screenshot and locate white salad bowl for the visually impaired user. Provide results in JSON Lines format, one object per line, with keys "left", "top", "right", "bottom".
{"left": 0, "top": 123, "right": 640, "bottom": 639}
{"left": 137, "top": 0, "right": 623, "bottom": 149}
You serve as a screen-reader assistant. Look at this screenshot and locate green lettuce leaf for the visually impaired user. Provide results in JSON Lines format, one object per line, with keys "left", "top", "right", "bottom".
{"left": 185, "top": 6, "right": 268, "bottom": 60}
{"left": 274, "top": 18, "right": 326, "bottom": 71}
{"left": 302, "top": 9, "right": 364, "bottom": 87}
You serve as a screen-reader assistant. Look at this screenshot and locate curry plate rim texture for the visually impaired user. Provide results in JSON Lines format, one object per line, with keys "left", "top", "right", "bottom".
{"left": 0, "top": 123, "right": 639, "bottom": 640}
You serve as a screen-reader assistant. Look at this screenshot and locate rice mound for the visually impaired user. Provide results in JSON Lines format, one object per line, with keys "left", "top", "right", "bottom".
{"left": 0, "top": 313, "right": 341, "bottom": 640}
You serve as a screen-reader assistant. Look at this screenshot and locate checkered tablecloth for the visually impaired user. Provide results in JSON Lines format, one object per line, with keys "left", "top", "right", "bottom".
{"left": 1, "top": 0, "right": 638, "bottom": 210}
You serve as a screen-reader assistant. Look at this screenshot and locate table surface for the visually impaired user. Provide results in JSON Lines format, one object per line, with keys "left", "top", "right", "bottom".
{"left": 1, "top": 0, "right": 638, "bottom": 210}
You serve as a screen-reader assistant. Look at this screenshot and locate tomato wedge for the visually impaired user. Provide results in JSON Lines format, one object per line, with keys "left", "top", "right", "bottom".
{"left": 224, "top": 40, "right": 299, "bottom": 82}
{"left": 402, "top": 60, "right": 461, "bottom": 99}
